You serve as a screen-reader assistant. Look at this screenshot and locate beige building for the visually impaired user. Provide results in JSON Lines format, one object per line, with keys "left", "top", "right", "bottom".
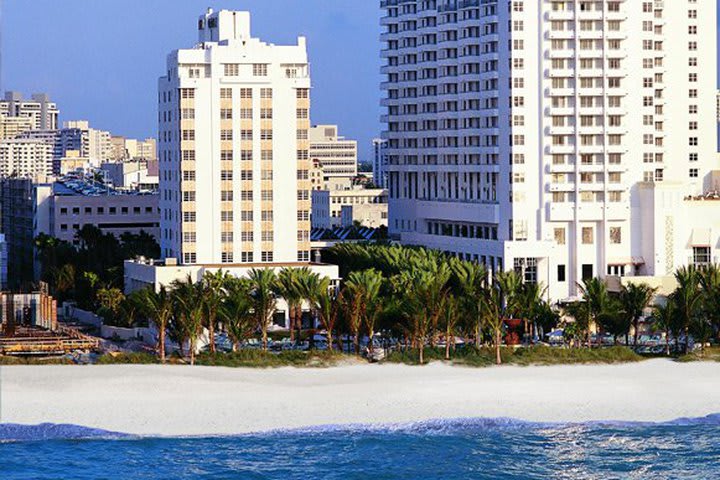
{"left": 309, "top": 125, "right": 357, "bottom": 185}
{"left": 158, "top": 9, "right": 312, "bottom": 266}
{"left": 0, "top": 116, "right": 34, "bottom": 140}
{"left": 312, "top": 187, "right": 388, "bottom": 229}
{"left": 0, "top": 139, "right": 54, "bottom": 179}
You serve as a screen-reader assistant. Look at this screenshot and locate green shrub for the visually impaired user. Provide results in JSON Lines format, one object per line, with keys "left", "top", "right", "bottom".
{"left": 195, "top": 349, "right": 346, "bottom": 368}
{"left": 96, "top": 352, "right": 159, "bottom": 364}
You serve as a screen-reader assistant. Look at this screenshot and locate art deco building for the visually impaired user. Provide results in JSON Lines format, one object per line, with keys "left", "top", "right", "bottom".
{"left": 158, "top": 9, "right": 312, "bottom": 265}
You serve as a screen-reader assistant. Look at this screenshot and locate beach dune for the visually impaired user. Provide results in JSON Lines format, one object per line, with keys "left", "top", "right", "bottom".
{"left": 1, "top": 360, "right": 719, "bottom": 436}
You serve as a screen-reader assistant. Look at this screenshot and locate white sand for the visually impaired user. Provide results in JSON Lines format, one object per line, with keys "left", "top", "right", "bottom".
{"left": 1, "top": 360, "right": 719, "bottom": 436}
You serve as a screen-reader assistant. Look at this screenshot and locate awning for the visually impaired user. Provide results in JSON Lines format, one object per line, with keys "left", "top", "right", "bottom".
{"left": 691, "top": 228, "right": 712, "bottom": 247}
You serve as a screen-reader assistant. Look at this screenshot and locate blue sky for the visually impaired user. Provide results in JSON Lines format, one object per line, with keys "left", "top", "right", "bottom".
{"left": 0, "top": 0, "right": 381, "bottom": 161}
{"left": 1, "top": 1, "right": 719, "bottom": 162}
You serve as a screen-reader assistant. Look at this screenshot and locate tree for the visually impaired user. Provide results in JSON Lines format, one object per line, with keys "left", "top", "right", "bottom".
{"left": 452, "top": 261, "right": 488, "bottom": 348}
{"left": 135, "top": 286, "right": 173, "bottom": 363}
{"left": 671, "top": 266, "right": 702, "bottom": 353}
{"left": 171, "top": 276, "right": 204, "bottom": 365}
{"left": 201, "top": 270, "right": 229, "bottom": 353}
{"left": 96, "top": 287, "right": 126, "bottom": 326}
{"left": 221, "top": 278, "right": 255, "bottom": 351}
{"left": 483, "top": 281, "right": 504, "bottom": 365}
{"left": 578, "top": 278, "right": 611, "bottom": 347}
{"left": 442, "top": 296, "right": 461, "bottom": 360}
{"left": 248, "top": 269, "right": 278, "bottom": 352}
{"left": 621, "top": 283, "right": 657, "bottom": 346}
{"left": 698, "top": 265, "right": 720, "bottom": 343}
{"left": 276, "top": 268, "right": 304, "bottom": 342}
{"left": 653, "top": 301, "right": 675, "bottom": 356}
{"left": 312, "top": 277, "right": 340, "bottom": 352}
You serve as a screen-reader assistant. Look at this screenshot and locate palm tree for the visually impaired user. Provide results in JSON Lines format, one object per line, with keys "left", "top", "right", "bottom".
{"left": 442, "top": 295, "right": 461, "bottom": 360}
{"left": 221, "top": 278, "right": 255, "bottom": 351}
{"left": 451, "top": 261, "right": 487, "bottom": 348}
{"left": 171, "top": 275, "right": 204, "bottom": 365}
{"left": 312, "top": 276, "right": 340, "bottom": 351}
{"left": 653, "top": 301, "right": 675, "bottom": 356}
{"left": 248, "top": 269, "right": 277, "bottom": 352}
{"left": 201, "top": 270, "right": 229, "bottom": 353}
{"left": 276, "top": 268, "right": 304, "bottom": 342}
{"left": 564, "top": 301, "right": 590, "bottom": 348}
{"left": 340, "top": 284, "right": 363, "bottom": 355}
{"left": 483, "top": 281, "right": 504, "bottom": 365}
{"left": 671, "top": 266, "right": 701, "bottom": 353}
{"left": 698, "top": 265, "right": 720, "bottom": 343}
{"left": 343, "top": 269, "right": 384, "bottom": 354}
{"left": 621, "top": 283, "right": 657, "bottom": 346}
{"left": 578, "top": 277, "right": 611, "bottom": 347}
{"left": 518, "top": 282, "right": 547, "bottom": 344}
{"left": 135, "top": 285, "right": 173, "bottom": 363}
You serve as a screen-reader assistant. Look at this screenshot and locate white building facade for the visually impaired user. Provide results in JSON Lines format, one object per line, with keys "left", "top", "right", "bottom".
{"left": 158, "top": 9, "right": 312, "bottom": 266}
{"left": 309, "top": 124, "right": 358, "bottom": 182}
{"left": 0, "top": 139, "right": 54, "bottom": 179}
{"left": 372, "top": 137, "right": 389, "bottom": 188}
{"left": 381, "top": 0, "right": 718, "bottom": 300}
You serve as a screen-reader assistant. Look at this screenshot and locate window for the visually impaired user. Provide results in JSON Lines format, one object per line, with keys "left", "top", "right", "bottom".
{"left": 224, "top": 64, "right": 239, "bottom": 76}
{"left": 241, "top": 231, "right": 253, "bottom": 242}
{"left": 183, "top": 212, "right": 196, "bottom": 222}
{"left": 253, "top": 64, "right": 268, "bottom": 76}
{"left": 183, "top": 232, "right": 196, "bottom": 243}
{"left": 582, "top": 227, "right": 593, "bottom": 245}
{"left": 693, "top": 247, "right": 711, "bottom": 266}
{"left": 609, "top": 227, "right": 621, "bottom": 244}
{"left": 260, "top": 88, "right": 273, "bottom": 99}
{"left": 241, "top": 211, "right": 253, "bottom": 222}
{"left": 220, "top": 88, "right": 232, "bottom": 99}
{"left": 183, "top": 253, "right": 197, "bottom": 264}
{"left": 221, "top": 252, "right": 234, "bottom": 264}
{"left": 582, "top": 264, "right": 593, "bottom": 281}
{"left": 239, "top": 88, "right": 252, "bottom": 99}
{"left": 221, "top": 232, "right": 233, "bottom": 243}
{"left": 221, "top": 170, "right": 233, "bottom": 181}
{"left": 690, "top": 169, "right": 699, "bottom": 178}
{"left": 261, "top": 251, "right": 274, "bottom": 262}
{"left": 261, "top": 231, "right": 274, "bottom": 242}
{"left": 241, "top": 252, "right": 254, "bottom": 263}
{"left": 297, "top": 251, "right": 310, "bottom": 262}
{"left": 557, "top": 265, "right": 566, "bottom": 283}
{"left": 221, "top": 191, "right": 233, "bottom": 201}
{"left": 261, "top": 211, "right": 274, "bottom": 221}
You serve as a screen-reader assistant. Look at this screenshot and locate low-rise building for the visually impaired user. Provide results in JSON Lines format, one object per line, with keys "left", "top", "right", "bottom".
{"left": 51, "top": 180, "right": 159, "bottom": 244}
{"left": 101, "top": 160, "right": 159, "bottom": 191}
{"left": 124, "top": 258, "right": 339, "bottom": 329}
{"left": 311, "top": 187, "right": 388, "bottom": 229}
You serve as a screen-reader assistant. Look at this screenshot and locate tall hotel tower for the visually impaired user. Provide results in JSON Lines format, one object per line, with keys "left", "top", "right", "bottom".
{"left": 158, "top": 10, "right": 312, "bottom": 266}
{"left": 381, "top": 0, "right": 718, "bottom": 299}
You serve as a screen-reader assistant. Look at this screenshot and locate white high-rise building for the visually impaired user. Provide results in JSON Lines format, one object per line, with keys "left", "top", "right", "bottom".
{"left": 158, "top": 9, "right": 312, "bottom": 266}
{"left": 0, "top": 92, "right": 59, "bottom": 130}
{"left": 381, "top": 0, "right": 718, "bottom": 300}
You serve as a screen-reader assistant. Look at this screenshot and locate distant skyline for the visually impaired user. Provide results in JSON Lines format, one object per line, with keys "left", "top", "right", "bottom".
{"left": 1, "top": 2, "right": 719, "bottom": 162}
{"left": 0, "top": 0, "right": 381, "bottom": 161}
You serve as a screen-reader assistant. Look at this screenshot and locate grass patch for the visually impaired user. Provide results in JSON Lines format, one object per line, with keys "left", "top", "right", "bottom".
{"left": 0, "top": 355, "right": 75, "bottom": 365}
{"left": 96, "top": 352, "right": 160, "bottom": 365}
{"left": 676, "top": 347, "right": 720, "bottom": 363}
{"left": 385, "top": 345, "right": 643, "bottom": 366}
{"left": 195, "top": 349, "right": 347, "bottom": 368}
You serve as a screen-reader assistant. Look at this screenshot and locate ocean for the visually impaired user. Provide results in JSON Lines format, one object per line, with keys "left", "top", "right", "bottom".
{"left": 1, "top": 417, "right": 719, "bottom": 479}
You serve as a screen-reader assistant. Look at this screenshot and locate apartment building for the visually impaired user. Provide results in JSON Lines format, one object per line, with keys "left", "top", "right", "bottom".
{"left": 0, "top": 91, "right": 59, "bottom": 130}
{"left": 158, "top": 9, "right": 313, "bottom": 266}
{"left": 381, "top": 0, "right": 718, "bottom": 300}
{"left": 0, "top": 116, "right": 34, "bottom": 140}
{"left": 61, "top": 121, "right": 113, "bottom": 164}
{"left": 0, "top": 139, "right": 54, "bottom": 178}
{"left": 309, "top": 125, "right": 358, "bottom": 184}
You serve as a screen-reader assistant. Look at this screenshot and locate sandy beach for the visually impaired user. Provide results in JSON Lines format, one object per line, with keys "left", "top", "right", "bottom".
{"left": 1, "top": 359, "right": 719, "bottom": 436}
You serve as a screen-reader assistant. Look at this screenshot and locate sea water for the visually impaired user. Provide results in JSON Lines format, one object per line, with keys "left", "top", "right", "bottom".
{"left": 1, "top": 417, "right": 719, "bottom": 479}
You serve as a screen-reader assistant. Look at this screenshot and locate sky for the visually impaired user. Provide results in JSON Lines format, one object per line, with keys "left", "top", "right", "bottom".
{"left": 1, "top": 1, "right": 719, "bottom": 163}
{"left": 0, "top": 0, "right": 382, "bottom": 161}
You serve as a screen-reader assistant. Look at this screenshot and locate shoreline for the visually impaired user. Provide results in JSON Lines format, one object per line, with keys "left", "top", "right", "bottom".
{"left": 2, "top": 359, "right": 720, "bottom": 436}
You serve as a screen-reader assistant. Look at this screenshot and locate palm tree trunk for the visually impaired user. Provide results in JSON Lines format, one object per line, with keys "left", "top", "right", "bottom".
{"left": 475, "top": 320, "right": 481, "bottom": 348}
{"left": 633, "top": 318, "right": 639, "bottom": 346}
{"left": 354, "top": 331, "right": 360, "bottom": 355}
{"left": 327, "top": 331, "right": 334, "bottom": 352}
{"left": 419, "top": 342, "right": 425, "bottom": 365}
{"left": 159, "top": 321, "right": 166, "bottom": 363}
{"left": 495, "top": 329, "right": 502, "bottom": 365}
{"left": 445, "top": 326, "right": 451, "bottom": 361}
{"left": 368, "top": 328, "right": 374, "bottom": 354}
{"left": 262, "top": 319, "right": 268, "bottom": 352}
{"left": 289, "top": 308, "right": 295, "bottom": 342}
{"left": 208, "top": 313, "right": 216, "bottom": 353}
{"left": 190, "top": 338, "right": 196, "bottom": 366}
